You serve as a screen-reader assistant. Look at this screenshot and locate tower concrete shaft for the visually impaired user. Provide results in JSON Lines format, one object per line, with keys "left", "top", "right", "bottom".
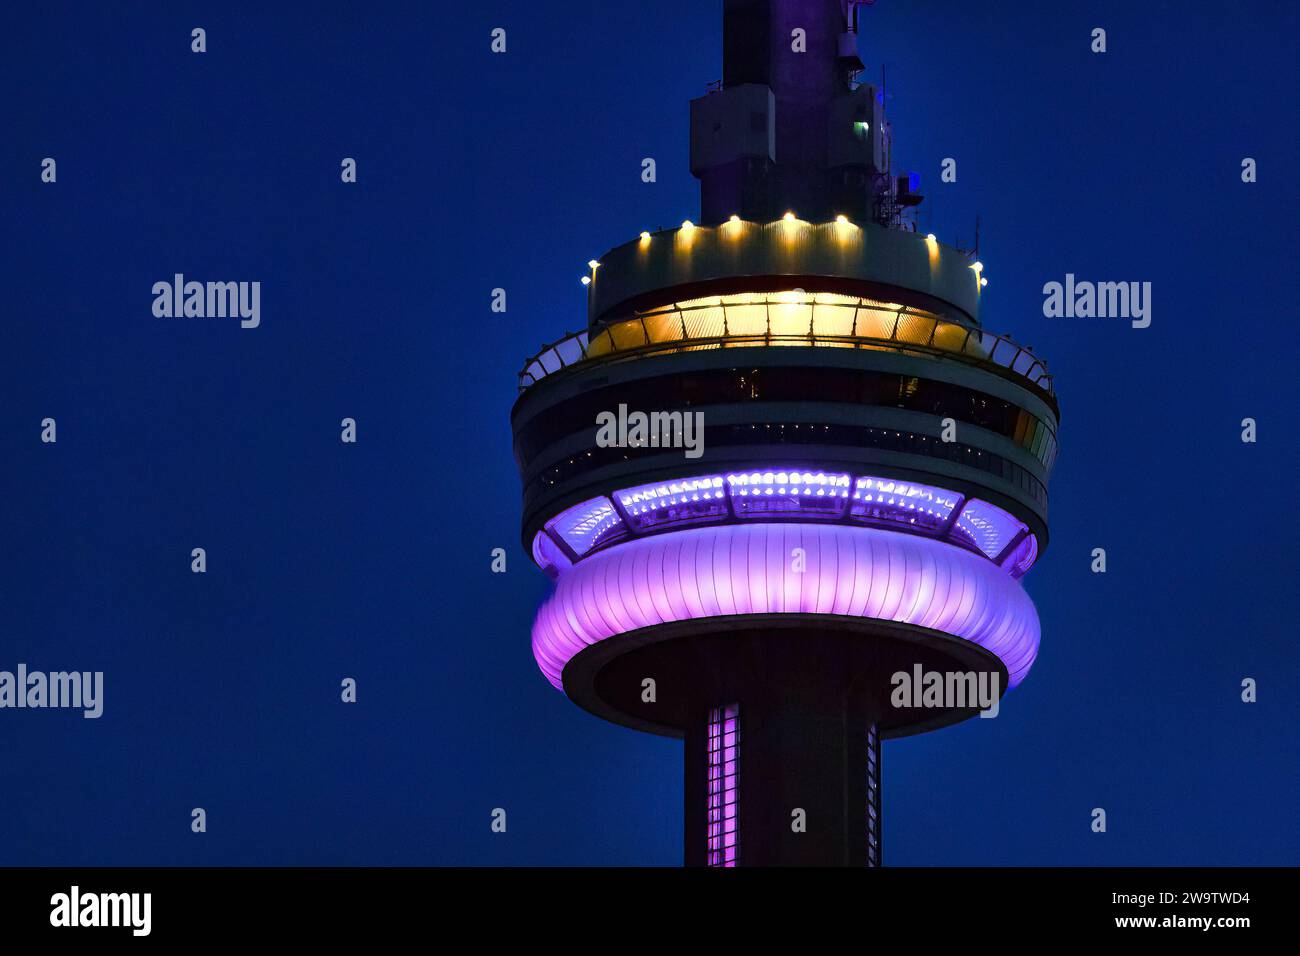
{"left": 683, "top": 681, "right": 883, "bottom": 867}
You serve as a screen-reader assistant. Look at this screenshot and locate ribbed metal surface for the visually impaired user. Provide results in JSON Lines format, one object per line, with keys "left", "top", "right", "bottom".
{"left": 532, "top": 522, "right": 1041, "bottom": 691}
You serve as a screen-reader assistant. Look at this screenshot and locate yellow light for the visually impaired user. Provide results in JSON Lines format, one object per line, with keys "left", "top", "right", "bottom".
{"left": 783, "top": 211, "right": 796, "bottom": 222}
{"left": 835, "top": 214, "right": 848, "bottom": 224}
{"left": 729, "top": 214, "right": 740, "bottom": 223}
{"left": 639, "top": 231, "right": 651, "bottom": 240}
{"left": 971, "top": 260, "right": 984, "bottom": 273}
{"left": 584, "top": 290, "right": 969, "bottom": 360}
{"left": 980, "top": 277, "right": 988, "bottom": 287}
{"left": 681, "top": 219, "right": 694, "bottom": 230}
{"left": 925, "top": 233, "right": 936, "bottom": 242}
{"left": 587, "top": 259, "right": 600, "bottom": 269}
{"left": 580, "top": 276, "right": 591, "bottom": 286}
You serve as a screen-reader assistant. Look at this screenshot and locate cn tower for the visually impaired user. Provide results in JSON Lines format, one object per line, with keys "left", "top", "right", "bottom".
{"left": 510, "top": 0, "right": 1058, "bottom": 866}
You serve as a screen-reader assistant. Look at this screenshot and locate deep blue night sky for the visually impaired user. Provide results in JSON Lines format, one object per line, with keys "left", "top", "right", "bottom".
{"left": 3, "top": 1, "right": 1297, "bottom": 866}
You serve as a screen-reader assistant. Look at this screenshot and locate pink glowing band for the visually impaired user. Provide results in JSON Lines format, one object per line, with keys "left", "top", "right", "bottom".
{"left": 532, "top": 522, "right": 1041, "bottom": 692}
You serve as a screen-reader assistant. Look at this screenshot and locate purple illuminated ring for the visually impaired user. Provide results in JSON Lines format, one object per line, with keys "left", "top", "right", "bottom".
{"left": 532, "top": 522, "right": 1040, "bottom": 691}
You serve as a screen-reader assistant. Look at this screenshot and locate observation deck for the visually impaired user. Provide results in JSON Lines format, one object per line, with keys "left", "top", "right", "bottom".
{"left": 521, "top": 288, "right": 1054, "bottom": 402}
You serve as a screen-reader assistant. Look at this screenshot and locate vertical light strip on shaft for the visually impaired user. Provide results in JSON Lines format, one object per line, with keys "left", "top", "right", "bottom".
{"left": 706, "top": 704, "right": 740, "bottom": 866}
{"left": 867, "top": 721, "right": 881, "bottom": 867}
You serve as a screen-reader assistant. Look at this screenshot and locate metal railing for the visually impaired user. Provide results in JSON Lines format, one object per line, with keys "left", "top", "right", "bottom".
{"left": 518, "top": 296, "right": 1054, "bottom": 395}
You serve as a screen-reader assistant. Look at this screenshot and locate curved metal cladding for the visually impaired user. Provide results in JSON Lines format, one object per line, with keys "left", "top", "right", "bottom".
{"left": 531, "top": 523, "right": 1040, "bottom": 691}
{"left": 587, "top": 221, "right": 982, "bottom": 326}
{"left": 512, "top": 340, "right": 1058, "bottom": 557}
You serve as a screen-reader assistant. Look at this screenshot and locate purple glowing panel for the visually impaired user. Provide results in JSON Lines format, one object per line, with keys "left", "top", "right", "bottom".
{"left": 545, "top": 496, "right": 625, "bottom": 556}
{"left": 954, "top": 499, "right": 1027, "bottom": 560}
{"left": 707, "top": 704, "right": 739, "bottom": 867}
{"left": 531, "top": 468, "right": 1040, "bottom": 576}
{"left": 1000, "top": 533, "right": 1039, "bottom": 579}
{"left": 531, "top": 531, "right": 572, "bottom": 580}
{"left": 531, "top": 523, "right": 1040, "bottom": 690}
{"left": 725, "top": 470, "right": 850, "bottom": 519}
{"left": 849, "top": 476, "right": 962, "bottom": 534}
{"left": 617, "top": 475, "right": 727, "bottom": 532}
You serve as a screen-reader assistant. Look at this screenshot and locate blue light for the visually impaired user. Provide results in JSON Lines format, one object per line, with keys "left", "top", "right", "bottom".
{"left": 849, "top": 476, "right": 961, "bottom": 533}
{"left": 725, "top": 471, "right": 851, "bottom": 518}
{"left": 954, "top": 499, "right": 1027, "bottom": 559}
{"left": 545, "top": 496, "right": 626, "bottom": 556}
{"left": 617, "top": 476, "right": 727, "bottom": 531}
